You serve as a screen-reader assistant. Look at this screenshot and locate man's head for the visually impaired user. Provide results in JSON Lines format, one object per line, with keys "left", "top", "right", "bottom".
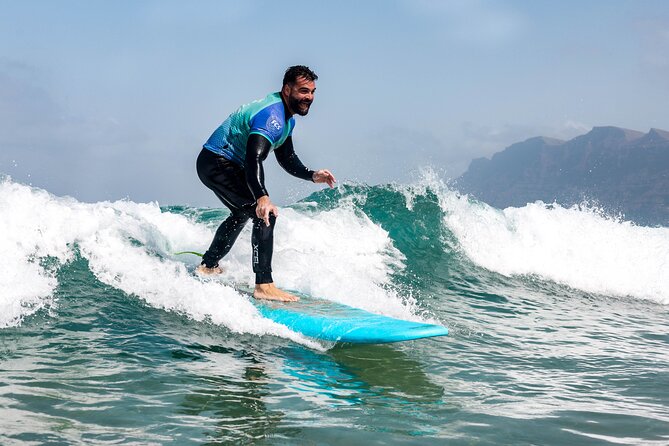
{"left": 281, "top": 65, "right": 318, "bottom": 117}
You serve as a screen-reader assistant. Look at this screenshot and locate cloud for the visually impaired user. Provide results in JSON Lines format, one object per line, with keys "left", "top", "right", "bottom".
{"left": 401, "top": 0, "right": 526, "bottom": 47}
{"left": 140, "top": 0, "right": 252, "bottom": 28}
{"left": 0, "top": 66, "right": 60, "bottom": 146}
{"left": 0, "top": 62, "right": 148, "bottom": 152}
{"left": 559, "top": 120, "right": 590, "bottom": 137}
{"left": 636, "top": 18, "right": 669, "bottom": 85}
{"left": 460, "top": 120, "right": 591, "bottom": 157}
{"left": 0, "top": 61, "right": 152, "bottom": 201}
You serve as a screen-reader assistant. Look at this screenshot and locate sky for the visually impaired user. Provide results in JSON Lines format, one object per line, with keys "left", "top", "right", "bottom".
{"left": 1, "top": 0, "right": 668, "bottom": 206}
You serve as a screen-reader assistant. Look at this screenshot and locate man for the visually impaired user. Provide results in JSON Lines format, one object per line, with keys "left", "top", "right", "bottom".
{"left": 196, "top": 65, "right": 335, "bottom": 302}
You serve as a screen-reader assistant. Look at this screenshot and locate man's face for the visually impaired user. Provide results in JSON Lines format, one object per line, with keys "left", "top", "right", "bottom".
{"left": 283, "top": 76, "right": 316, "bottom": 116}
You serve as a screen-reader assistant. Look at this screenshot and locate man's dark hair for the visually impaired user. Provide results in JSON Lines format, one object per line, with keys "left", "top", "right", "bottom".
{"left": 283, "top": 65, "right": 318, "bottom": 86}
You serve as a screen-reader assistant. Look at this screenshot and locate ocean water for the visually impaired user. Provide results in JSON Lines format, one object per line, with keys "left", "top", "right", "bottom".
{"left": 1, "top": 174, "right": 668, "bottom": 445}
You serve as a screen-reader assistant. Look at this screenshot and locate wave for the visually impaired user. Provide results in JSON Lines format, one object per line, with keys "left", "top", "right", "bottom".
{"left": 302, "top": 171, "right": 669, "bottom": 305}
{"left": 2, "top": 171, "right": 667, "bottom": 338}
{"left": 0, "top": 178, "right": 412, "bottom": 343}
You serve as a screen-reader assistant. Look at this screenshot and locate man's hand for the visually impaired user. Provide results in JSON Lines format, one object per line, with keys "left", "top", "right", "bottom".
{"left": 313, "top": 169, "right": 336, "bottom": 188}
{"left": 256, "top": 195, "right": 278, "bottom": 227}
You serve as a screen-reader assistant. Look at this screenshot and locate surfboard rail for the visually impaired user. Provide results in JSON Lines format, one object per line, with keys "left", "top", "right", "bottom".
{"left": 254, "top": 298, "right": 448, "bottom": 344}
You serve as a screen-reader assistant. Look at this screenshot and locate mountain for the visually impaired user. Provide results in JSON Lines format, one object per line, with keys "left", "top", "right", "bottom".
{"left": 456, "top": 126, "right": 669, "bottom": 226}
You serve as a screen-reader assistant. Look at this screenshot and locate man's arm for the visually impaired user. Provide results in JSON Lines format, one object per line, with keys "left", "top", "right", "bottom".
{"left": 245, "top": 133, "right": 272, "bottom": 199}
{"left": 245, "top": 134, "right": 277, "bottom": 226}
{"left": 274, "top": 137, "right": 315, "bottom": 181}
{"left": 275, "top": 137, "right": 337, "bottom": 187}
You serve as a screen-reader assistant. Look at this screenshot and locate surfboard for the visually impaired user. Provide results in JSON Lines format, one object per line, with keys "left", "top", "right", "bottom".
{"left": 174, "top": 252, "right": 447, "bottom": 343}
{"left": 253, "top": 295, "right": 448, "bottom": 344}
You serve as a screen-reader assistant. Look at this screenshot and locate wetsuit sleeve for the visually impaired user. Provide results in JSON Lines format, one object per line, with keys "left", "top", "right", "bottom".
{"left": 274, "top": 137, "right": 315, "bottom": 182}
{"left": 245, "top": 133, "right": 272, "bottom": 200}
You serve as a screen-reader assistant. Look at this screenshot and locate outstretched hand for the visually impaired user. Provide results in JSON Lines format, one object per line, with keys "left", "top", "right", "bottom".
{"left": 313, "top": 169, "right": 337, "bottom": 188}
{"left": 256, "top": 195, "right": 278, "bottom": 226}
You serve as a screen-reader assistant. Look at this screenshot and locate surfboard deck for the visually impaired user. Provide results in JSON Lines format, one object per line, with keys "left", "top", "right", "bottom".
{"left": 252, "top": 294, "right": 448, "bottom": 344}
{"left": 176, "top": 253, "right": 447, "bottom": 344}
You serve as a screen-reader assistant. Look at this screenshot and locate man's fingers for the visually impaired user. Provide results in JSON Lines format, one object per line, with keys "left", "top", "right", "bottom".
{"left": 263, "top": 207, "right": 271, "bottom": 226}
{"left": 261, "top": 206, "right": 278, "bottom": 227}
{"left": 324, "top": 170, "right": 336, "bottom": 188}
{"left": 316, "top": 169, "right": 336, "bottom": 188}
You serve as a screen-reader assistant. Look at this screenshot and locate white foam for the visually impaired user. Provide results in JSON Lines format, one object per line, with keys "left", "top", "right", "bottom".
{"left": 272, "top": 206, "right": 412, "bottom": 317}
{"left": 1, "top": 180, "right": 75, "bottom": 327}
{"left": 0, "top": 178, "right": 413, "bottom": 343}
{"left": 197, "top": 205, "right": 415, "bottom": 320}
{"left": 436, "top": 183, "right": 669, "bottom": 304}
{"left": 0, "top": 179, "right": 313, "bottom": 345}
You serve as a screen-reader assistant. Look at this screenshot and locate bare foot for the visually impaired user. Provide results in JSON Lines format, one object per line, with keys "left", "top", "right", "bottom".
{"left": 195, "top": 264, "right": 223, "bottom": 276}
{"left": 253, "top": 283, "right": 299, "bottom": 302}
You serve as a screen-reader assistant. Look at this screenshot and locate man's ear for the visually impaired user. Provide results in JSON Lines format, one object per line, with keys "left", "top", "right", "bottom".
{"left": 281, "top": 84, "right": 290, "bottom": 96}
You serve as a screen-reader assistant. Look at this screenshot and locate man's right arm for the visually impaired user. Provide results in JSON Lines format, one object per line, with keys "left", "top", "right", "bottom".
{"left": 245, "top": 133, "right": 272, "bottom": 200}
{"left": 245, "top": 134, "right": 278, "bottom": 226}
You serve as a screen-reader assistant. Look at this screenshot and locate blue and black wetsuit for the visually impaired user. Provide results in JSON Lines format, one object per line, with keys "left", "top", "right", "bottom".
{"left": 197, "top": 92, "right": 314, "bottom": 284}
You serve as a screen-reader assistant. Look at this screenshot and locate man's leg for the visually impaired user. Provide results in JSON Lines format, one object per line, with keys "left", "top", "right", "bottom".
{"left": 196, "top": 148, "right": 298, "bottom": 300}
{"left": 251, "top": 214, "right": 276, "bottom": 284}
{"left": 201, "top": 211, "right": 250, "bottom": 269}
{"left": 251, "top": 214, "right": 298, "bottom": 302}
{"left": 196, "top": 148, "right": 254, "bottom": 273}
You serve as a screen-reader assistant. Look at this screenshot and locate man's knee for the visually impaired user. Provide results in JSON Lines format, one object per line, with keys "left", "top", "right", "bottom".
{"left": 229, "top": 211, "right": 251, "bottom": 226}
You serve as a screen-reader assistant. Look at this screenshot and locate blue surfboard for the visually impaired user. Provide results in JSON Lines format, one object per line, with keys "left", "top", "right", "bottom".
{"left": 253, "top": 295, "right": 448, "bottom": 344}
{"left": 175, "top": 253, "right": 447, "bottom": 344}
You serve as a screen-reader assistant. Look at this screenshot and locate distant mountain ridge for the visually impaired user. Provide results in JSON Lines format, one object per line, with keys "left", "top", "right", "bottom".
{"left": 456, "top": 126, "right": 669, "bottom": 226}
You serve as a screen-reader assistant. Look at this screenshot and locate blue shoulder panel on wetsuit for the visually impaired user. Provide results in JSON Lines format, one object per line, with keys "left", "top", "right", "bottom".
{"left": 249, "top": 102, "right": 286, "bottom": 145}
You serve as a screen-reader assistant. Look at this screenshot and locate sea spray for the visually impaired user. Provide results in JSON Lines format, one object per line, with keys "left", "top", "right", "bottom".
{"left": 299, "top": 172, "right": 669, "bottom": 305}
{"left": 0, "top": 178, "right": 417, "bottom": 343}
{"left": 0, "top": 178, "right": 312, "bottom": 345}
{"left": 395, "top": 172, "right": 669, "bottom": 305}
{"left": 441, "top": 195, "right": 669, "bottom": 304}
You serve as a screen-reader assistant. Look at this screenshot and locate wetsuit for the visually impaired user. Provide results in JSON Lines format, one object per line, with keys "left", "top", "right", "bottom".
{"left": 197, "top": 92, "right": 314, "bottom": 284}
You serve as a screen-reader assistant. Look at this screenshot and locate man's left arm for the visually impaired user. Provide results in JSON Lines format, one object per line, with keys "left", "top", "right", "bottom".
{"left": 275, "top": 137, "right": 336, "bottom": 187}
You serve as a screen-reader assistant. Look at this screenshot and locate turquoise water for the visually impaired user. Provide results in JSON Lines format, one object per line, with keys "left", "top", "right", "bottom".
{"left": 1, "top": 176, "right": 668, "bottom": 445}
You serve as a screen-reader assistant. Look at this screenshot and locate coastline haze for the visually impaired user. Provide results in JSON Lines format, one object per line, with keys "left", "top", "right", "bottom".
{"left": 1, "top": 1, "right": 668, "bottom": 208}
{"left": 456, "top": 126, "right": 669, "bottom": 225}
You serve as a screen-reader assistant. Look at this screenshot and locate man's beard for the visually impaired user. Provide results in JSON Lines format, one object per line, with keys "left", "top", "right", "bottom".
{"left": 288, "top": 95, "right": 312, "bottom": 116}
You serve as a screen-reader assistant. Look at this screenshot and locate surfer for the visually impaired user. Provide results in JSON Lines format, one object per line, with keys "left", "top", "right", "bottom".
{"left": 195, "top": 65, "right": 336, "bottom": 302}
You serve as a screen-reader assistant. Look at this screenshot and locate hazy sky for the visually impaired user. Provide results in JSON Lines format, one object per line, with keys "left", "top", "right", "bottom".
{"left": 1, "top": 0, "right": 668, "bottom": 206}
